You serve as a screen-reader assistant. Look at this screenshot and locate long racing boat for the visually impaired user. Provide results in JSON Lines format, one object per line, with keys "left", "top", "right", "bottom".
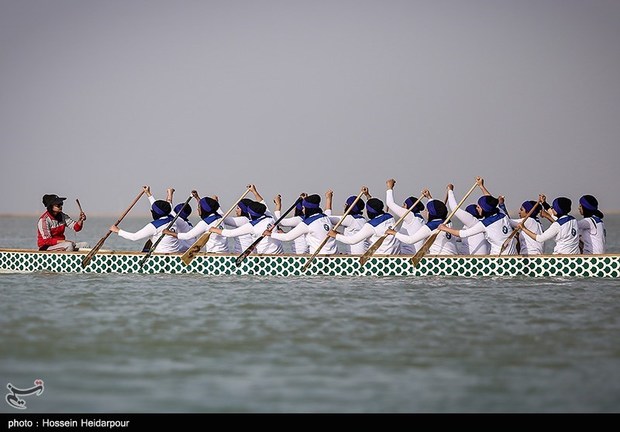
{"left": 1, "top": 248, "right": 619, "bottom": 277}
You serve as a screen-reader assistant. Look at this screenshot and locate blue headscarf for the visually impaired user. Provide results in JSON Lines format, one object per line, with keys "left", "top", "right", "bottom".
{"left": 345, "top": 196, "right": 365, "bottom": 215}
{"left": 302, "top": 194, "right": 322, "bottom": 218}
{"left": 199, "top": 197, "right": 220, "bottom": 216}
{"left": 366, "top": 198, "right": 384, "bottom": 218}
{"left": 552, "top": 197, "right": 571, "bottom": 217}
{"left": 404, "top": 196, "right": 424, "bottom": 214}
{"left": 151, "top": 200, "right": 171, "bottom": 218}
{"left": 478, "top": 196, "right": 499, "bottom": 217}
{"left": 465, "top": 204, "right": 479, "bottom": 218}
{"left": 237, "top": 198, "right": 253, "bottom": 217}
{"left": 247, "top": 201, "right": 266, "bottom": 220}
{"left": 174, "top": 202, "right": 192, "bottom": 220}
{"left": 580, "top": 195, "right": 604, "bottom": 218}
{"left": 427, "top": 200, "right": 447, "bottom": 221}
{"left": 521, "top": 200, "right": 540, "bottom": 218}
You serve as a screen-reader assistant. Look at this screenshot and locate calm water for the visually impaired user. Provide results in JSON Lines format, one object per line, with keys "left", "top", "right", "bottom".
{"left": 1, "top": 216, "right": 620, "bottom": 413}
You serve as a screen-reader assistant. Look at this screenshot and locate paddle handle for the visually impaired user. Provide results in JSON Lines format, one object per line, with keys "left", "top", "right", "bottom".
{"left": 221, "top": 189, "right": 252, "bottom": 221}
{"left": 390, "top": 195, "right": 423, "bottom": 231}
{"left": 235, "top": 196, "right": 303, "bottom": 267}
{"left": 498, "top": 201, "right": 540, "bottom": 256}
{"left": 81, "top": 189, "right": 145, "bottom": 268}
{"left": 113, "top": 190, "right": 146, "bottom": 226}
{"left": 444, "top": 182, "right": 479, "bottom": 226}
{"left": 181, "top": 188, "right": 253, "bottom": 266}
{"left": 411, "top": 181, "right": 478, "bottom": 267}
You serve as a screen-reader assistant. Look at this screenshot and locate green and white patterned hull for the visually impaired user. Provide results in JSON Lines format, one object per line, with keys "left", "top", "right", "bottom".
{"left": 1, "top": 249, "right": 619, "bottom": 277}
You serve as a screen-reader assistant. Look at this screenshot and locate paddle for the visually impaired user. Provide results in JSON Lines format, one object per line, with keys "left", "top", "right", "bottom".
{"left": 141, "top": 239, "right": 152, "bottom": 252}
{"left": 360, "top": 195, "right": 423, "bottom": 266}
{"left": 498, "top": 201, "right": 540, "bottom": 256}
{"left": 235, "top": 196, "right": 303, "bottom": 267}
{"left": 302, "top": 189, "right": 364, "bottom": 272}
{"left": 181, "top": 188, "right": 252, "bottom": 266}
{"left": 139, "top": 195, "right": 193, "bottom": 269}
{"left": 411, "top": 181, "right": 478, "bottom": 268}
{"left": 81, "top": 189, "right": 145, "bottom": 268}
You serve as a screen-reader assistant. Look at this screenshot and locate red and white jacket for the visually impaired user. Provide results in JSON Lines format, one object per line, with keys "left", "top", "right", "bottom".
{"left": 37, "top": 211, "right": 82, "bottom": 250}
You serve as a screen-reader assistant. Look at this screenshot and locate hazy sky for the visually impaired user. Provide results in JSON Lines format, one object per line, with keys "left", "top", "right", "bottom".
{"left": 1, "top": 0, "right": 619, "bottom": 217}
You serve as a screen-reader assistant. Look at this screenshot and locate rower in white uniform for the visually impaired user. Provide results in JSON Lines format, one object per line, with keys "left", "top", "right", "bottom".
{"left": 384, "top": 179, "right": 425, "bottom": 255}
{"left": 325, "top": 189, "right": 369, "bottom": 254}
{"left": 209, "top": 201, "right": 283, "bottom": 254}
{"left": 266, "top": 194, "right": 336, "bottom": 255}
{"left": 438, "top": 178, "right": 517, "bottom": 255}
{"left": 520, "top": 196, "right": 580, "bottom": 254}
{"left": 577, "top": 194, "right": 606, "bottom": 254}
{"left": 386, "top": 189, "right": 457, "bottom": 255}
{"left": 328, "top": 197, "right": 401, "bottom": 255}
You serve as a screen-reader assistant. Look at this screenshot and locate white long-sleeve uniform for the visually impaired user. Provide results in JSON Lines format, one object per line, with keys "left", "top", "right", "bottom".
{"left": 174, "top": 218, "right": 195, "bottom": 252}
{"left": 446, "top": 190, "right": 489, "bottom": 255}
{"left": 577, "top": 217, "right": 606, "bottom": 254}
{"left": 118, "top": 217, "right": 183, "bottom": 253}
{"left": 271, "top": 214, "right": 336, "bottom": 255}
{"left": 385, "top": 189, "right": 425, "bottom": 254}
{"left": 221, "top": 200, "right": 275, "bottom": 253}
{"left": 535, "top": 215, "right": 580, "bottom": 254}
{"left": 220, "top": 216, "right": 283, "bottom": 254}
{"left": 326, "top": 211, "right": 368, "bottom": 254}
{"left": 458, "top": 213, "right": 517, "bottom": 255}
{"left": 274, "top": 212, "right": 308, "bottom": 254}
{"left": 394, "top": 222, "right": 458, "bottom": 255}
{"left": 508, "top": 217, "right": 544, "bottom": 255}
{"left": 335, "top": 214, "right": 400, "bottom": 255}
{"left": 223, "top": 215, "right": 253, "bottom": 253}
{"left": 177, "top": 217, "right": 228, "bottom": 253}
{"left": 146, "top": 195, "right": 196, "bottom": 251}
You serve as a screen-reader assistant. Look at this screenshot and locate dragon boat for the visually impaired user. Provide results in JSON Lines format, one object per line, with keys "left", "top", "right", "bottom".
{"left": 0, "top": 248, "right": 619, "bottom": 277}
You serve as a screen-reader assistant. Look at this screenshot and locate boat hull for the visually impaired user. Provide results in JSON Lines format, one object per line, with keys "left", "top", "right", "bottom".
{"left": 1, "top": 249, "right": 619, "bottom": 277}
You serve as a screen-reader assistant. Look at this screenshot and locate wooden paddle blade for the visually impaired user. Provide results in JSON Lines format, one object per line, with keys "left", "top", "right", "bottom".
{"left": 360, "top": 235, "right": 387, "bottom": 266}
{"left": 301, "top": 238, "right": 329, "bottom": 271}
{"left": 411, "top": 232, "right": 438, "bottom": 268}
{"left": 301, "top": 251, "right": 321, "bottom": 271}
{"left": 498, "top": 229, "right": 518, "bottom": 256}
{"left": 138, "top": 254, "right": 149, "bottom": 269}
{"left": 81, "top": 233, "right": 110, "bottom": 268}
{"left": 235, "top": 239, "right": 260, "bottom": 267}
{"left": 301, "top": 259, "right": 312, "bottom": 272}
{"left": 141, "top": 239, "right": 153, "bottom": 253}
{"left": 181, "top": 232, "right": 211, "bottom": 265}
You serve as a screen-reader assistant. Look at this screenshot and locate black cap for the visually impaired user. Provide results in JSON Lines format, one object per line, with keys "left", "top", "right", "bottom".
{"left": 42, "top": 194, "right": 66, "bottom": 207}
